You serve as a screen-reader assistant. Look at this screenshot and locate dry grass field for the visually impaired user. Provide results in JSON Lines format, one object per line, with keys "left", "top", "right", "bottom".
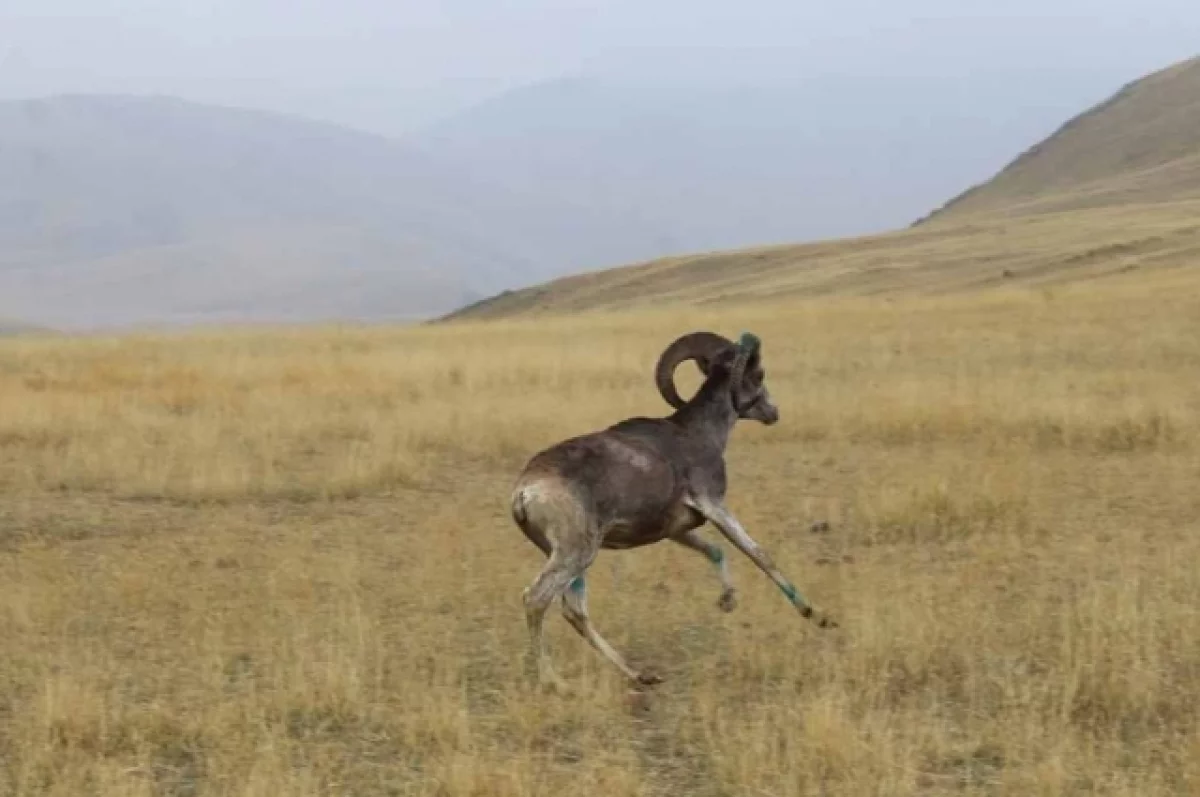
{"left": 2, "top": 268, "right": 1199, "bottom": 795}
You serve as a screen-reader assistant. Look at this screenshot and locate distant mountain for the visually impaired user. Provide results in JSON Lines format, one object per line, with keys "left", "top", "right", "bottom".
{"left": 918, "top": 55, "right": 1200, "bottom": 222}
{"left": 0, "top": 94, "right": 618, "bottom": 328}
{"left": 0, "top": 320, "right": 42, "bottom": 336}
{"left": 410, "top": 66, "right": 1124, "bottom": 262}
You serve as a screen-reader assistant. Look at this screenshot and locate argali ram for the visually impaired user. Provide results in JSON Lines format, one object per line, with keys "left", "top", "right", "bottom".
{"left": 510, "top": 330, "right": 836, "bottom": 691}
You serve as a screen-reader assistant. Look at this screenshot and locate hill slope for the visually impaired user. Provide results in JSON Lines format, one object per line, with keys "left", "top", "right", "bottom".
{"left": 918, "top": 56, "right": 1200, "bottom": 222}
{"left": 444, "top": 55, "right": 1200, "bottom": 322}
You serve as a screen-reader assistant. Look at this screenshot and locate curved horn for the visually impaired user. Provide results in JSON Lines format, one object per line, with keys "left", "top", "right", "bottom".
{"left": 654, "top": 331, "right": 734, "bottom": 409}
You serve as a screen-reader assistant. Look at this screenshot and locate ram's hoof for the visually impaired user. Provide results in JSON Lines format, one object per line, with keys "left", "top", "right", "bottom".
{"left": 635, "top": 670, "right": 665, "bottom": 687}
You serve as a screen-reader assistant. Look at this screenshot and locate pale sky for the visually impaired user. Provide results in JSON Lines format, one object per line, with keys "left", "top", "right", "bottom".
{"left": 2, "top": 0, "right": 1198, "bottom": 136}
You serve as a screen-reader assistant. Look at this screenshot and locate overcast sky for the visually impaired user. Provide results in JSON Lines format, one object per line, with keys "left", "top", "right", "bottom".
{"left": 2, "top": 0, "right": 1197, "bottom": 136}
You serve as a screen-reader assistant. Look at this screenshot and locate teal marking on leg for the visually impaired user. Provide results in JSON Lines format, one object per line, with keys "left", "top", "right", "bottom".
{"left": 780, "top": 582, "right": 807, "bottom": 607}
{"left": 569, "top": 577, "right": 585, "bottom": 595}
{"left": 706, "top": 546, "right": 725, "bottom": 566}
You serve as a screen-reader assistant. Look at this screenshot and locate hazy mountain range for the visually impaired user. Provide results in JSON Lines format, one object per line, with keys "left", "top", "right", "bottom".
{"left": 0, "top": 59, "right": 1170, "bottom": 329}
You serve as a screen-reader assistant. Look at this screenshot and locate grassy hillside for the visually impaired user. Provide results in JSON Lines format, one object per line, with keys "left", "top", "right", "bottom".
{"left": 921, "top": 55, "right": 1200, "bottom": 222}
{"left": 441, "top": 200, "right": 1200, "bottom": 321}
{"left": 444, "top": 55, "right": 1200, "bottom": 323}
{"left": 1, "top": 270, "right": 1198, "bottom": 794}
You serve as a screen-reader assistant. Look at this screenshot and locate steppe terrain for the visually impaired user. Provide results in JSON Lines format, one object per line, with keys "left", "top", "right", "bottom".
{"left": 2, "top": 266, "right": 1198, "bottom": 795}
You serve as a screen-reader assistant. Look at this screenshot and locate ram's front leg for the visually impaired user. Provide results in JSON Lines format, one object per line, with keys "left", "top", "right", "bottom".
{"left": 671, "top": 529, "right": 738, "bottom": 612}
{"left": 686, "top": 495, "right": 836, "bottom": 628}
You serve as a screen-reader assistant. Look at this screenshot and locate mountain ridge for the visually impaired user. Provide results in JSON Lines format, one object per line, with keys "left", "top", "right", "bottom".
{"left": 915, "top": 55, "right": 1200, "bottom": 224}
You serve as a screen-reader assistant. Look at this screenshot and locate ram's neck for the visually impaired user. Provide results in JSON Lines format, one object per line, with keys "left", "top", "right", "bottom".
{"left": 670, "top": 376, "right": 737, "bottom": 451}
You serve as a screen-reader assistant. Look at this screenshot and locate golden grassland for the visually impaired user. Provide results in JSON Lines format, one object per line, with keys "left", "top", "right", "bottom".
{"left": 1, "top": 269, "right": 1199, "bottom": 795}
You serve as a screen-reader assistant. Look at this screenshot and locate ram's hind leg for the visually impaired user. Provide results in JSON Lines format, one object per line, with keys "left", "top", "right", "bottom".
{"left": 522, "top": 552, "right": 576, "bottom": 693}
{"left": 561, "top": 575, "right": 663, "bottom": 686}
{"left": 671, "top": 529, "right": 737, "bottom": 612}
{"left": 515, "top": 479, "right": 604, "bottom": 693}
